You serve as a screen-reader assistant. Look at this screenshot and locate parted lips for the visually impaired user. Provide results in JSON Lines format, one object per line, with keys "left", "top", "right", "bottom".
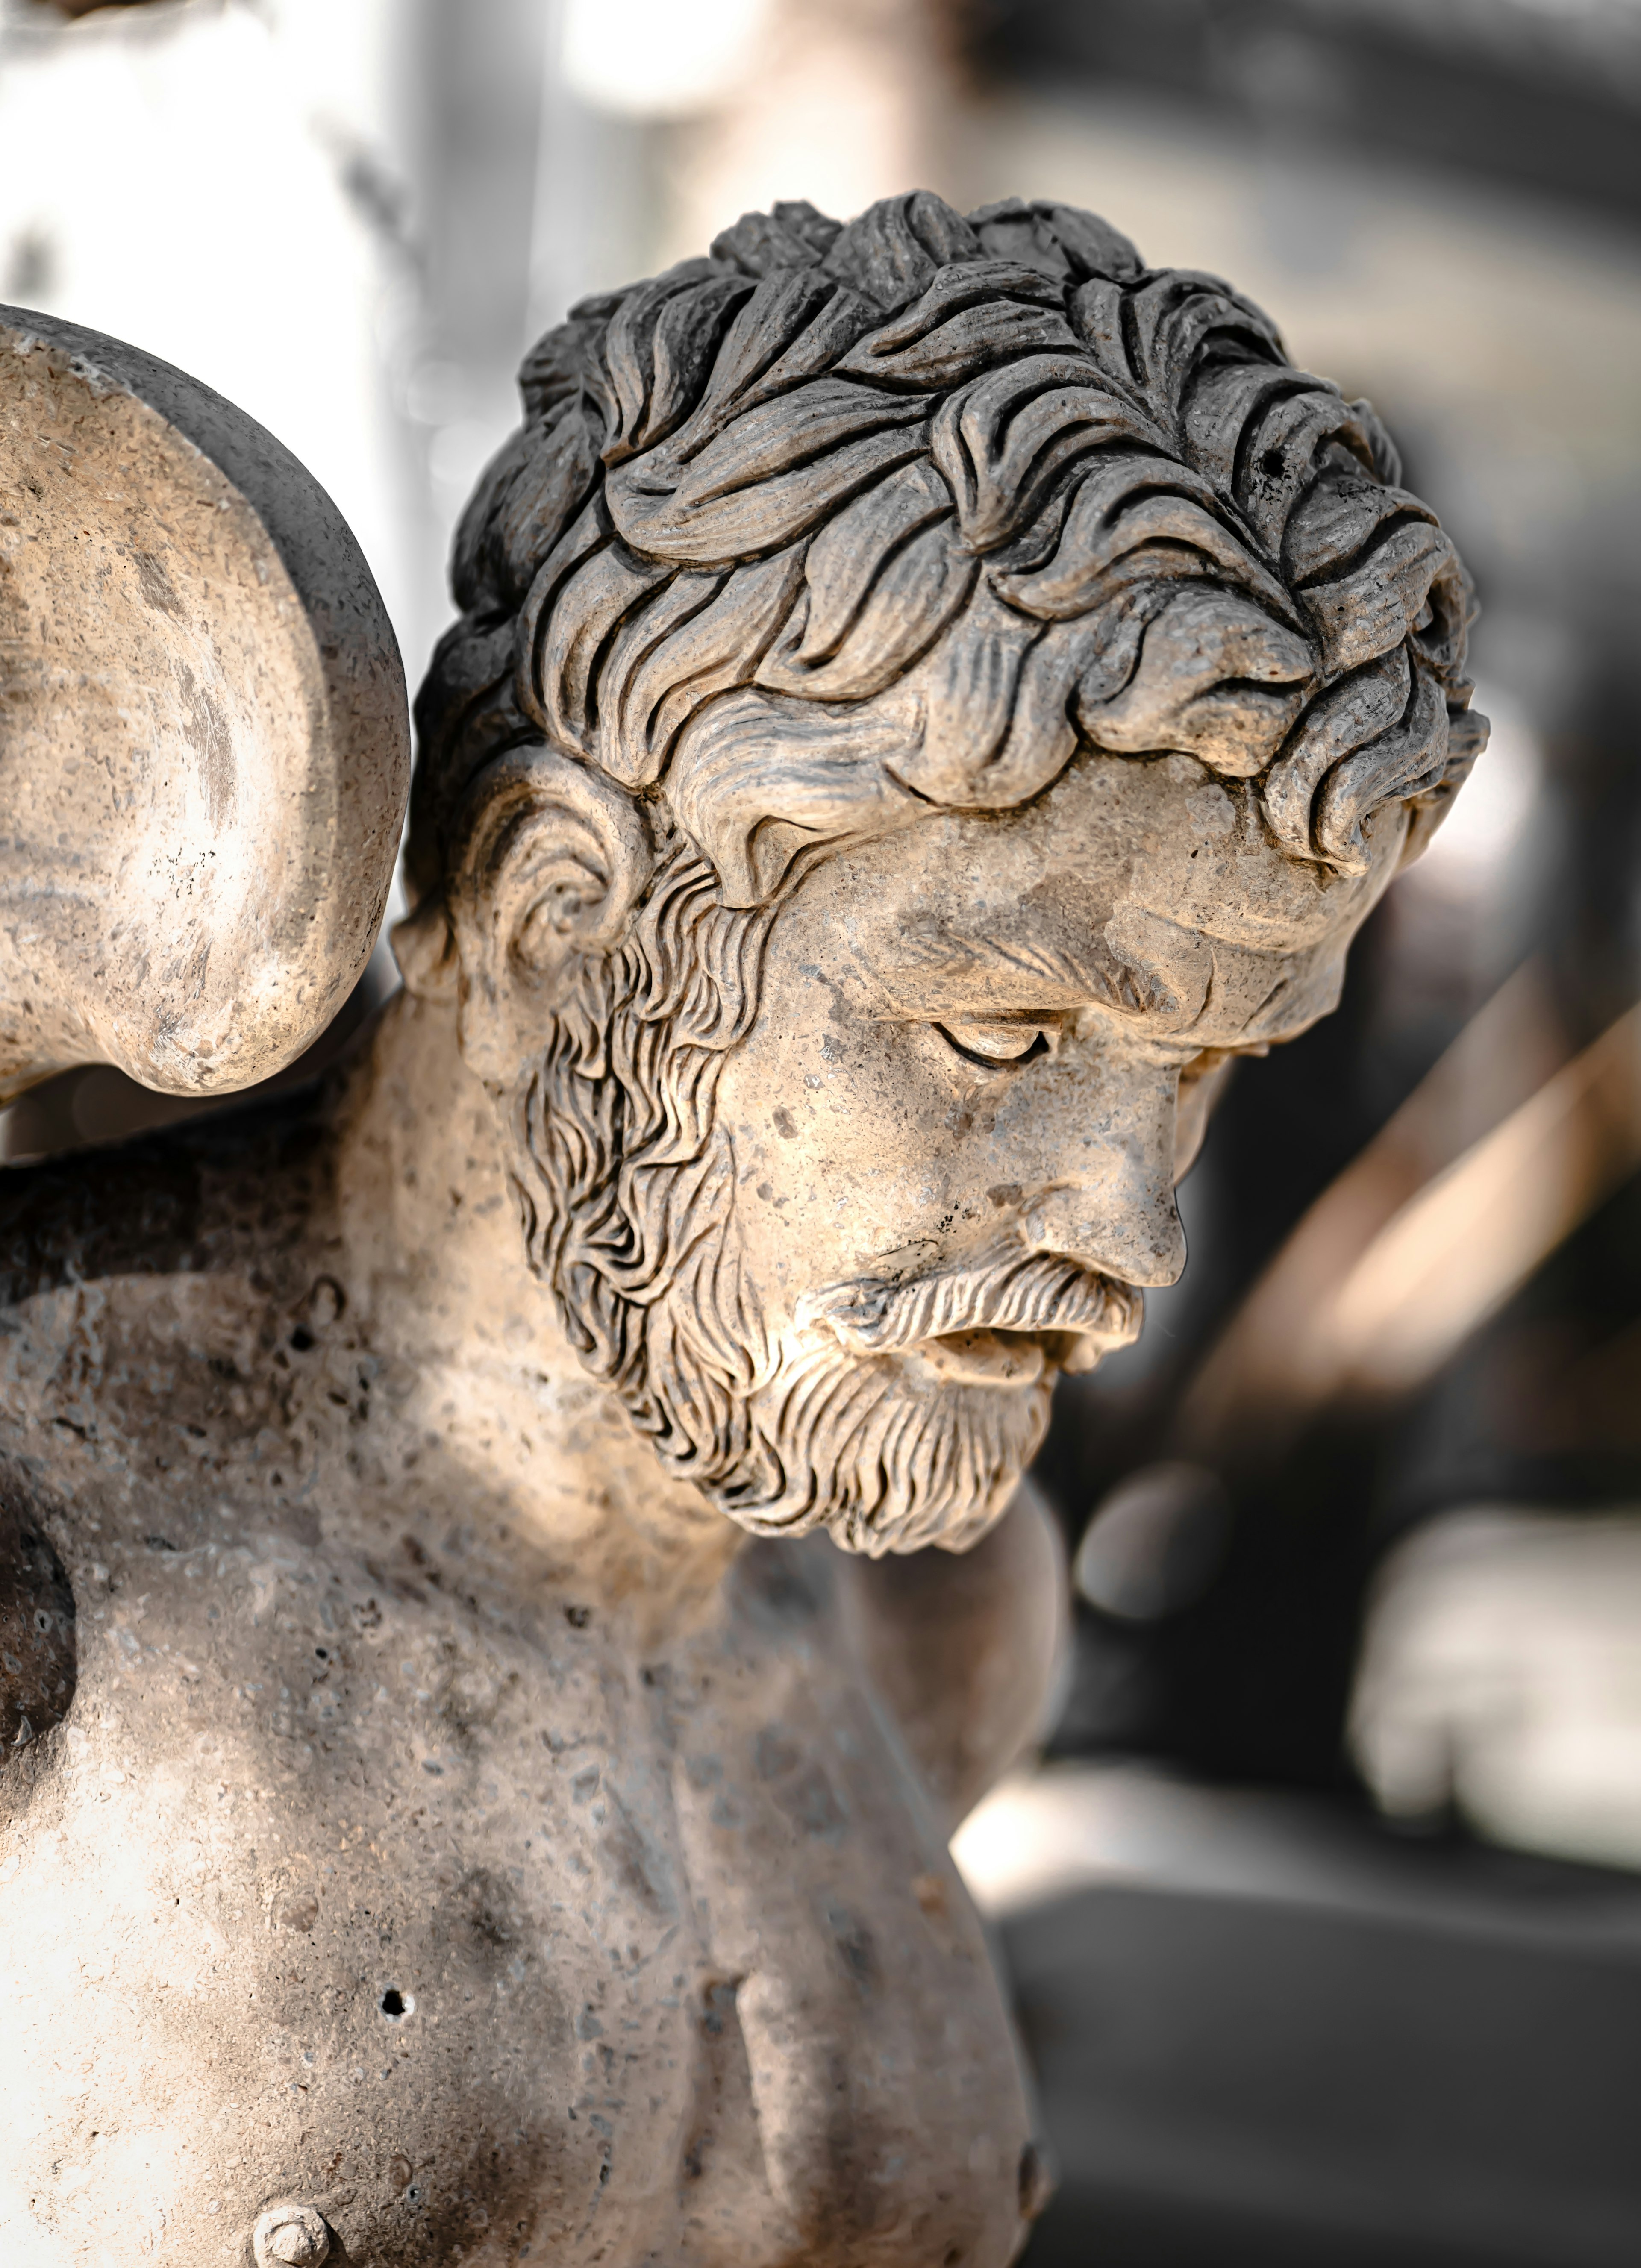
{"left": 412, "top": 190, "right": 1484, "bottom": 913}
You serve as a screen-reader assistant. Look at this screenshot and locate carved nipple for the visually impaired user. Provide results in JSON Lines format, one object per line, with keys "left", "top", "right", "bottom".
{"left": 252, "top": 2203, "right": 331, "bottom": 2267}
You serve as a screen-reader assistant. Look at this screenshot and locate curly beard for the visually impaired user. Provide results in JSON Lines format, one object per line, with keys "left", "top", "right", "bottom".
{"left": 711, "top": 1327, "right": 1061, "bottom": 1556}
{"left": 511, "top": 1101, "right": 1138, "bottom": 1555}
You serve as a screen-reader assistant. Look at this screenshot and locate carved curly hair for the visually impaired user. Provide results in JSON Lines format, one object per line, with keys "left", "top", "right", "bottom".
{"left": 409, "top": 190, "right": 1483, "bottom": 915}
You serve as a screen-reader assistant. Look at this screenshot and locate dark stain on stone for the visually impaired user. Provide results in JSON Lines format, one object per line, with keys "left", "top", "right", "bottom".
{"left": 276, "top": 1889, "right": 320, "bottom": 1933}
{"left": 824, "top": 1901, "right": 877, "bottom": 1996}
{"left": 735, "top": 1537, "right": 820, "bottom": 1629}
{"left": 0, "top": 1491, "right": 75, "bottom": 1751}
{"left": 457, "top": 1866, "right": 520, "bottom": 1955}
{"left": 753, "top": 1722, "right": 849, "bottom": 1842}
{"left": 173, "top": 658, "right": 236, "bottom": 830}
{"left": 131, "top": 547, "right": 184, "bottom": 620}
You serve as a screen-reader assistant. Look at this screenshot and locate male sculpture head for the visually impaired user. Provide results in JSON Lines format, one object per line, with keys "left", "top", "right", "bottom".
{"left": 0, "top": 194, "right": 1486, "bottom": 2268}
{"left": 397, "top": 189, "right": 1482, "bottom": 1558}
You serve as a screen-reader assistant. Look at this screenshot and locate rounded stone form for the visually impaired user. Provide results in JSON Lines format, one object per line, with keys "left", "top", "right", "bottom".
{"left": 252, "top": 2202, "right": 331, "bottom": 2267}
{"left": 0, "top": 308, "right": 409, "bottom": 1105}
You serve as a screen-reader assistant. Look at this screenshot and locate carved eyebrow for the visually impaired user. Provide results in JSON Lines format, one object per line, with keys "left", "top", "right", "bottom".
{"left": 894, "top": 927, "right": 1097, "bottom": 989}
{"left": 868, "top": 933, "right": 1127, "bottom": 1018}
{"left": 862, "top": 922, "right": 1179, "bottom": 1022}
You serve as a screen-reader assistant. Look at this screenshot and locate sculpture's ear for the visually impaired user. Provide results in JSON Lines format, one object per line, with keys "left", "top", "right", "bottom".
{"left": 422, "top": 744, "right": 653, "bottom": 1086}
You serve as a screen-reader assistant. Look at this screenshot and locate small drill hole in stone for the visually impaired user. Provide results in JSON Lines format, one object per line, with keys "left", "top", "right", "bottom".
{"left": 290, "top": 1326, "right": 315, "bottom": 1352}
{"left": 381, "top": 1986, "right": 409, "bottom": 2018}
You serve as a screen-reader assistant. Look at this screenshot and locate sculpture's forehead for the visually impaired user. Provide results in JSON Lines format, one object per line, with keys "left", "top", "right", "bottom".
{"left": 797, "top": 751, "right": 1402, "bottom": 1046}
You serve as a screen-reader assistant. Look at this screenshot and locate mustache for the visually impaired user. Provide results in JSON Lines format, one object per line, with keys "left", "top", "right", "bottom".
{"left": 797, "top": 1241, "right": 1142, "bottom": 1362}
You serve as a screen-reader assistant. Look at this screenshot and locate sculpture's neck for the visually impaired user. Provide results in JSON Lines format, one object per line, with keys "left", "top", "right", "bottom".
{"left": 324, "top": 988, "right": 743, "bottom": 1621}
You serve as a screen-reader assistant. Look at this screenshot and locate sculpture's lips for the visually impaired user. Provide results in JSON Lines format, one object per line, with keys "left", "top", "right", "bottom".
{"left": 801, "top": 1248, "right": 1143, "bottom": 1385}
{"left": 914, "top": 1327, "right": 1050, "bottom": 1388}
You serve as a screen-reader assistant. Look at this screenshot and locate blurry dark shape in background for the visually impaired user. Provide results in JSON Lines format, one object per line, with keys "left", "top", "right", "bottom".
{"left": 1074, "top": 1463, "right": 1234, "bottom": 1623}
{"left": 973, "top": 0, "right": 1641, "bottom": 223}
{"left": 1002, "top": 1783, "right": 1641, "bottom": 2268}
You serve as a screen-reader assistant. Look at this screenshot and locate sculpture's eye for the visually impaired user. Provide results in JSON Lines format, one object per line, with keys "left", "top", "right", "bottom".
{"left": 935, "top": 1021, "right": 1053, "bottom": 1071}
{"left": 515, "top": 880, "right": 586, "bottom": 966}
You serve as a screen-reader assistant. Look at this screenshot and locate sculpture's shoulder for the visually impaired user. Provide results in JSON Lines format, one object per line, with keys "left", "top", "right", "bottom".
{"left": 0, "top": 1088, "right": 344, "bottom": 1533}
{"left": 0, "top": 1086, "right": 332, "bottom": 1318}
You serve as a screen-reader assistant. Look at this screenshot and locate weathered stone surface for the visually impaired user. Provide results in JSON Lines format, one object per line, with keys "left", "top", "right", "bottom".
{"left": 0, "top": 1489, "right": 75, "bottom": 1753}
{"left": 0, "top": 194, "right": 1482, "bottom": 2265}
{"left": 0, "top": 306, "right": 408, "bottom": 1102}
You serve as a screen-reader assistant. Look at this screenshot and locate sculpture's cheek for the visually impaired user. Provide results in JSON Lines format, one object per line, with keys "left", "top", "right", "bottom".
{"left": 0, "top": 1582, "right": 702, "bottom": 2268}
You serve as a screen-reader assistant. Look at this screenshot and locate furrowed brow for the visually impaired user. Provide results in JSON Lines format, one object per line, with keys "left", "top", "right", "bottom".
{"left": 898, "top": 928, "right": 1097, "bottom": 989}
{"left": 858, "top": 922, "right": 1152, "bottom": 1017}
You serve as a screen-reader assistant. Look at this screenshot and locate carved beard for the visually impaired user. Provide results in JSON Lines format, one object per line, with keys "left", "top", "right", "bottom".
{"left": 511, "top": 1096, "right": 1138, "bottom": 1557}
{"left": 712, "top": 1322, "right": 1059, "bottom": 1554}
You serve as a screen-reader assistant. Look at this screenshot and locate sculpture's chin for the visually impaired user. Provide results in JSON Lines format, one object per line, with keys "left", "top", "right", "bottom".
{"left": 716, "top": 1340, "right": 1057, "bottom": 1558}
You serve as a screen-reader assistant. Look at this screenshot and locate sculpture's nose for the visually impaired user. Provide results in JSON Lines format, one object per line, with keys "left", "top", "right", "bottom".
{"left": 1000, "top": 1040, "right": 1189, "bottom": 1289}
{"left": 1025, "top": 1172, "right": 1186, "bottom": 1289}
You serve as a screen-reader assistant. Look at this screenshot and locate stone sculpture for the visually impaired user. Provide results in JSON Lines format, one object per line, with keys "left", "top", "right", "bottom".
{"left": 0, "top": 194, "right": 1483, "bottom": 2266}
{"left": 0, "top": 308, "right": 406, "bottom": 1108}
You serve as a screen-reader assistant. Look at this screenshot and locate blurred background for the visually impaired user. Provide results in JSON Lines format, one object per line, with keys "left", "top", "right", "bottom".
{"left": 3, "top": 0, "right": 1641, "bottom": 2259}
